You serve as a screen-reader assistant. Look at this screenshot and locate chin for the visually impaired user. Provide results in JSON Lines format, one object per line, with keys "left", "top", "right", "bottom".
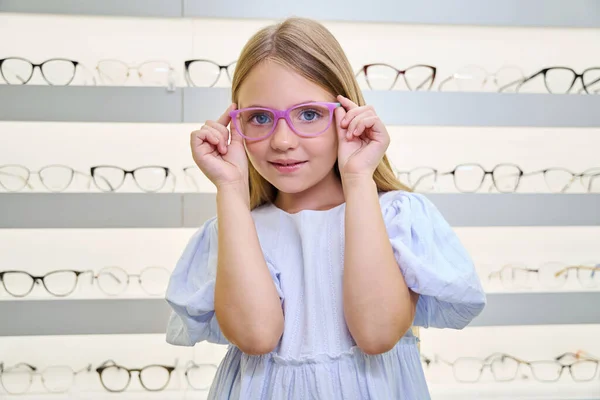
{"left": 269, "top": 179, "right": 313, "bottom": 194}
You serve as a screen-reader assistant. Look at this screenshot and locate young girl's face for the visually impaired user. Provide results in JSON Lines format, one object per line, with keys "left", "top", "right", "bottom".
{"left": 237, "top": 61, "right": 339, "bottom": 195}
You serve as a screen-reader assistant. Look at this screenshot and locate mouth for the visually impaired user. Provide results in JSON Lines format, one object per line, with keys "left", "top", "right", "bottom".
{"left": 269, "top": 160, "right": 307, "bottom": 173}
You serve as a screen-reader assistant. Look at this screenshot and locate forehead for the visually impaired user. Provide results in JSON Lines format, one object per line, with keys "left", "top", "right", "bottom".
{"left": 238, "top": 60, "right": 335, "bottom": 109}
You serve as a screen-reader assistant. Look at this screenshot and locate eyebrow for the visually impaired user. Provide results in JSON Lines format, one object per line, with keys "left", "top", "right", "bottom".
{"left": 241, "top": 100, "right": 320, "bottom": 109}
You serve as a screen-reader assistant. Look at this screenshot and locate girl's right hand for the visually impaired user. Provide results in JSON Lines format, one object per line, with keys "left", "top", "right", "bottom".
{"left": 190, "top": 103, "right": 248, "bottom": 188}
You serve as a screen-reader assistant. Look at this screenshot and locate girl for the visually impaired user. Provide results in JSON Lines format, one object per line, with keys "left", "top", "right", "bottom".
{"left": 166, "top": 17, "right": 486, "bottom": 399}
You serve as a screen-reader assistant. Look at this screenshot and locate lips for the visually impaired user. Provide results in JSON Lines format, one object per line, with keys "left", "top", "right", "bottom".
{"left": 269, "top": 160, "right": 307, "bottom": 173}
{"left": 270, "top": 160, "right": 306, "bottom": 166}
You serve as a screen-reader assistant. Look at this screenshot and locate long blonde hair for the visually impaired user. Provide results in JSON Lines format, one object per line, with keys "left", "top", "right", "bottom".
{"left": 231, "top": 17, "right": 410, "bottom": 209}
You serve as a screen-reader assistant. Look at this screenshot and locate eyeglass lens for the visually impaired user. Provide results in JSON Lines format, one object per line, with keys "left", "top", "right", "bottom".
{"left": 365, "top": 64, "right": 434, "bottom": 90}
{"left": 186, "top": 364, "right": 218, "bottom": 390}
{"left": 91, "top": 166, "right": 168, "bottom": 192}
{"left": 97, "top": 61, "right": 172, "bottom": 86}
{"left": 96, "top": 266, "right": 170, "bottom": 296}
{"left": 0, "top": 365, "right": 32, "bottom": 394}
{"left": 234, "top": 104, "right": 334, "bottom": 139}
{"left": 0, "top": 58, "right": 75, "bottom": 85}
{"left": 99, "top": 364, "right": 171, "bottom": 392}
{"left": 186, "top": 60, "right": 236, "bottom": 87}
{"left": 0, "top": 270, "right": 80, "bottom": 297}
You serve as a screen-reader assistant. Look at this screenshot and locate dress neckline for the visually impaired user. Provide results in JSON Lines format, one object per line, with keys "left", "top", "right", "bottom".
{"left": 266, "top": 201, "right": 347, "bottom": 217}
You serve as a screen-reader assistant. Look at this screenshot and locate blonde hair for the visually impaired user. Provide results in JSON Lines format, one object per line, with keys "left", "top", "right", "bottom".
{"left": 231, "top": 17, "right": 410, "bottom": 210}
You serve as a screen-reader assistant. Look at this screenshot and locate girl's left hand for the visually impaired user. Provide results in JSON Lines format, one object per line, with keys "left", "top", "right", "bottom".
{"left": 334, "top": 95, "right": 390, "bottom": 179}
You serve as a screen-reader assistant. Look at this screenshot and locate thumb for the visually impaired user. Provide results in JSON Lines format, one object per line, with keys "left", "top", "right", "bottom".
{"left": 217, "top": 103, "right": 236, "bottom": 126}
{"left": 334, "top": 105, "right": 347, "bottom": 141}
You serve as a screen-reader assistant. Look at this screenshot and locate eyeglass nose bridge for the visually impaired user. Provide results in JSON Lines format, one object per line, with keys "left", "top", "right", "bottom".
{"left": 268, "top": 110, "right": 297, "bottom": 140}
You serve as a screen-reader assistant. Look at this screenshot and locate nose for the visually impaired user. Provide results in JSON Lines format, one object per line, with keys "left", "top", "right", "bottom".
{"left": 269, "top": 117, "right": 298, "bottom": 151}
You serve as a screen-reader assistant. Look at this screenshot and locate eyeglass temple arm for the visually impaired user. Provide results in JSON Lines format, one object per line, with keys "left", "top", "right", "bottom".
{"left": 579, "top": 76, "right": 600, "bottom": 93}
{"left": 554, "top": 265, "right": 600, "bottom": 278}
{"left": 512, "top": 71, "right": 544, "bottom": 93}
{"left": 94, "top": 270, "right": 123, "bottom": 285}
{"left": 74, "top": 170, "right": 93, "bottom": 189}
{"left": 437, "top": 75, "right": 453, "bottom": 91}
{"left": 2, "top": 66, "right": 27, "bottom": 84}
{"left": 75, "top": 364, "right": 93, "bottom": 374}
{"left": 169, "top": 171, "right": 177, "bottom": 193}
{"left": 434, "top": 354, "right": 453, "bottom": 365}
{"left": 93, "top": 173, "right": 116, "bottom": 191}
{"left": 414, "top": 74, "right": 434, "bottom": 91}
{"left": 497, "top": 77, "right": 525, "bottom": 93}
{"left": 0, "top": 170, "right": 34, "bottom": 189}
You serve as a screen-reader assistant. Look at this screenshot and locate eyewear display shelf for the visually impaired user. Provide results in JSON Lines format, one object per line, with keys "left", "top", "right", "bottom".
{"left": 2, "top": 86, "right": 600, "bottom": 127}
{"left": 1, "top": 193, "right": 599, "bottom": 229}
{"left": 0, "top": 292, "right": 599, "bottom": 337}
{"left": 1, "top": 0, "right": 599, "bottom": 28}
{"left": 1, "top": 192, "right": 599, "bottom": 336}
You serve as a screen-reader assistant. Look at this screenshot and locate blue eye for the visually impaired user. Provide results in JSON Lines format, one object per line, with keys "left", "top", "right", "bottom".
{"left": 299, "top": 109, "right": 321, "bottom": 122}
{"left": 249, "top": 113, "right": 272, "bottom": 125}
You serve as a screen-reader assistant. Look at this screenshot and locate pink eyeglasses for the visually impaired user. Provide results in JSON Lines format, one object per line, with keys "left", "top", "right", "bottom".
{"left": 229, "top": 102, "right": 341, "bottom": 141}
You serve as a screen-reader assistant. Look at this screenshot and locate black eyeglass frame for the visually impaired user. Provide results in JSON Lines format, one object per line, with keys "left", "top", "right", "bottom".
{"left": 90, "top": 165, "right": 171, "bottom": 193}
{"left": 184, "top": 59, "right": 237, "bottom": 87}
{"left": 513, "top": 66, "right": 600, "bottom": 94}
{"left": 95, "top": 360, "right": 176, "bottom": 392}
{"left": 0, "top": 269, "right": 92, "bottom": 297}
{"left": 358, "top": 63, "right": 437, "bottom": 91}
{"left": 0, "top": 57, "right": 79, "bottom": 86}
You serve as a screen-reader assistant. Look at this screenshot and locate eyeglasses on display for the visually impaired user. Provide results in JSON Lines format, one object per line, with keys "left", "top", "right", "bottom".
{"left": 184, "top": 59, "right": 237, "bottom": 87}
{"left": 0, "top": 362, "right": 91, "bottom": 394}
{"left": 512, "top": 66, "right": 600, "bottom": 94}
{"left": 230, "top": 102, "right": 341, "bottom": 141}
{"left": 397, "top": 163, "right": 524, "bottom": 193}
{"left": 94, "top": 266, "right": 170, "bottom": 296}
{"left": 0, "top": 164, "right": 91, "bottom": 193}
{"left": 96, "top": 59, "right": 176, "bottom": 88}
{"left": 95, "top": 360, "right": 176, "bottom": 392}
{"left": 184, "top": 361, "right": 218, "bottom": 391}
{"left": 0, "top": 57, "right": 79, "bottom": 85}
{"left": 0, "top": 269, "right": 92, "bottom": 297}
{"left": 438, "top": 65, "right": 525, "bottom": 92}
{"left": 0, "top": 266, "right": 171, "bottom": 298}
{"left": 488, "top": 262, "right": 600, "bottom": 289}
{"left": 357, "top": 63, "right": 437, "bottom": 91}
{"left": 527, "top": 167, "right": 600, "bottom": 193}
{"left": 90, "top": 165, "right": 174, "bottom": 192}
{"left": 434, "top": 351, "right": 599, "bottom": 383}
{"left": 396, "top": 164, "right": 600, "bottom": 193}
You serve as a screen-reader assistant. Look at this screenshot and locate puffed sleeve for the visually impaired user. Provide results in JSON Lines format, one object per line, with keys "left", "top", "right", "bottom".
{"left": 383, "top": 192, "right": 486, "bottom": 329}
{"left": 165, "top": 217, "right": 284, "bottom": 346}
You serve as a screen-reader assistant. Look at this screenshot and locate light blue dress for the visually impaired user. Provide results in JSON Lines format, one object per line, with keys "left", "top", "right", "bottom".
{"left": 166, "top": 191, "right": 486, "bottom": 399}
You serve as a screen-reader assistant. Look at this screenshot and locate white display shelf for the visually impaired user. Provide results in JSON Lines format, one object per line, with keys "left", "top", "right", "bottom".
{"left": 1, "top": 193, "right": 599, "bottom": 229}
{"left": 2, "top": 86, "right": 600, "bottom": 127}
{"left": 1, "top": 292, "right": 598, "bottom": 337}
{"left": 1, "top": 0, "right": 598, "bottom": 28}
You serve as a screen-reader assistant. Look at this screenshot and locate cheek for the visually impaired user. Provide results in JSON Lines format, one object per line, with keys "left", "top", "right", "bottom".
{"left": 244, "top": 141, "right": 267, "bottom": 166}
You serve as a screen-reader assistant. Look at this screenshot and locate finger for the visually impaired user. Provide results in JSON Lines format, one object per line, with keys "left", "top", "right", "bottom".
{"left": 205, "top": 120, "right": 229, "bottom": 153}
{"left": 191, "top": 132, "right": 217, "bottom": 158}
{"left": 334, "top": 106, "right": 348, "bottom": 141}
{"left": 216, "top": 103, "right": 236, "bottom": 126}
{"left": 202, "top": 126, "right": 227, "bottom": 154}
{"left": 353, "top": 116, "right": 381, "bottom": 139}
{"left": 337, "top": 94, "right": 359, "bottom": 111}
{"left": 347, "top": 109, "right": 375, "bottom": 137}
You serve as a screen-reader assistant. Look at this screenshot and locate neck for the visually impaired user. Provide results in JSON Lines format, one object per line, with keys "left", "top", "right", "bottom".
{"left": 274, "top": 170, "right": 345, "bottom": 213}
